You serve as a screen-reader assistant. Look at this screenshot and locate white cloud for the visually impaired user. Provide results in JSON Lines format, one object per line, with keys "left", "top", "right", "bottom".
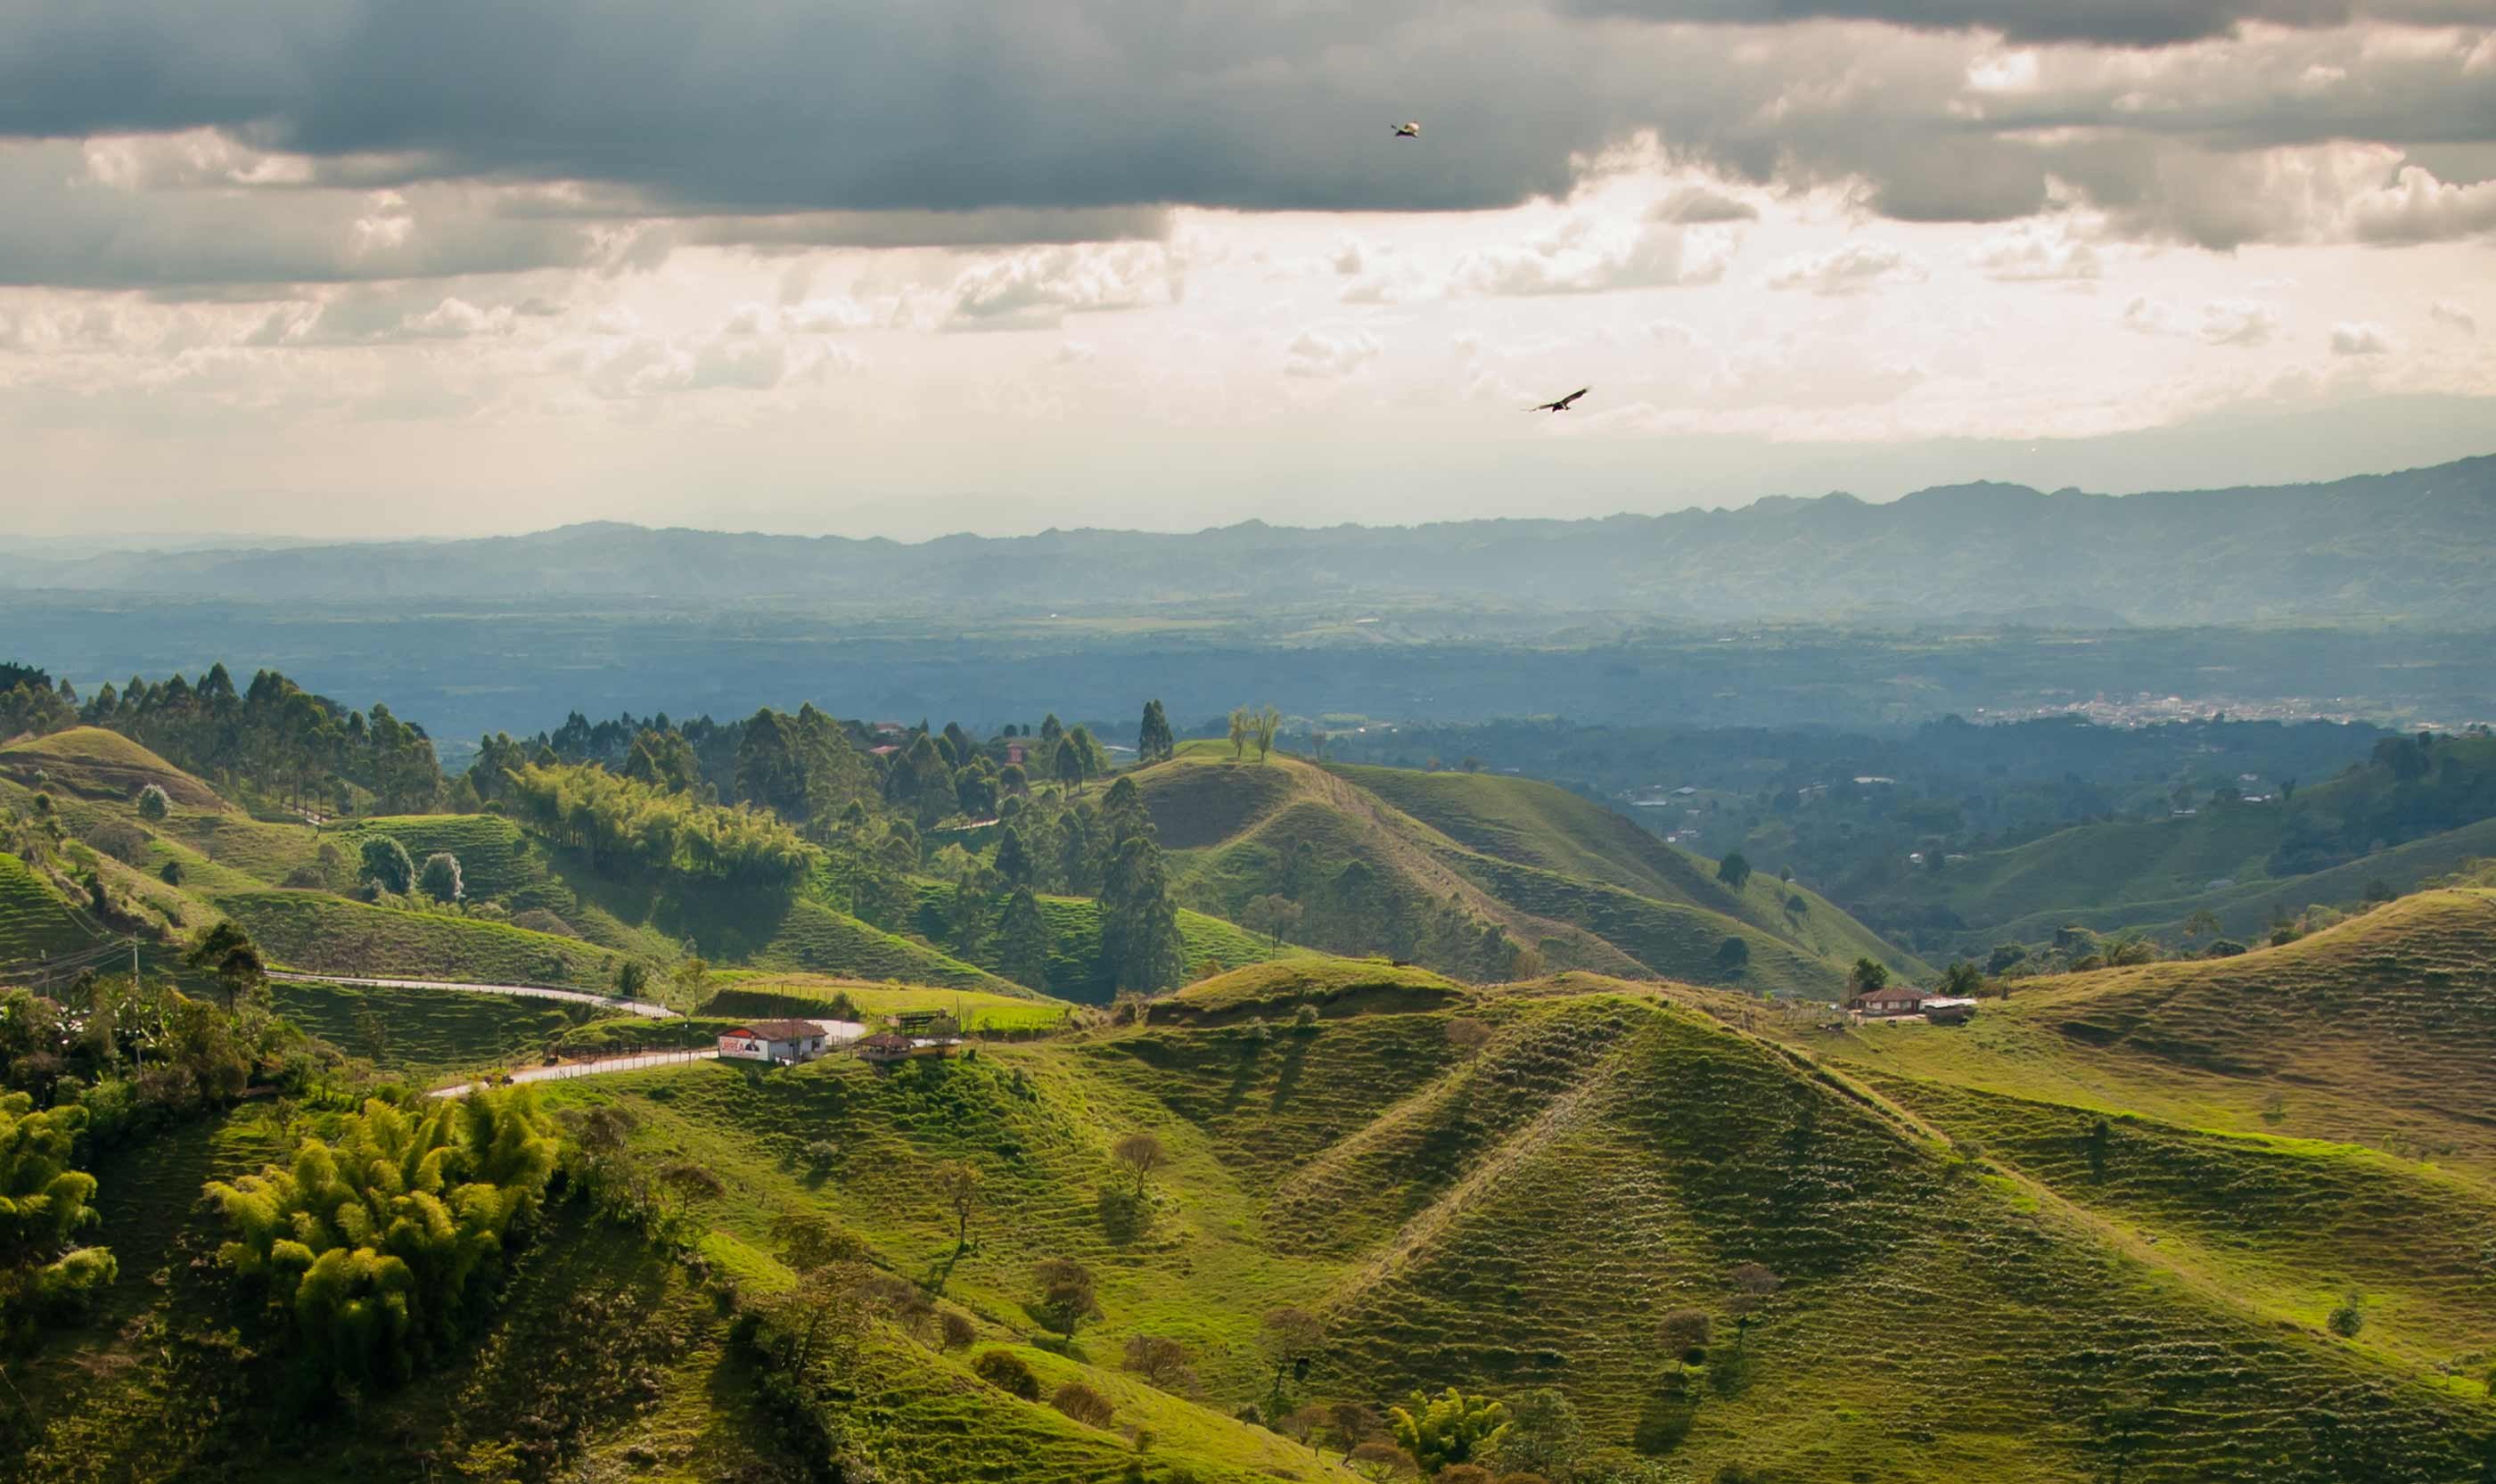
{"left": 2430, "top": 299, "right": 2477, "bottom": 335}
{"left": 2328, "top": 321, "right": 2391, "bottom": 355}
{"left": 2342, "top": 165, "right": 2496, "bottom": 244}
{"left": 1766, "top": 241, "right": 1928, "bottom": 296}
{"left": 2199, "top": 299, "right": 2281, "bottom": 347}
{"left": 1283, "top": 326, "right": 1380, "bottom": 380}
{"left": 1969, "top": 221, "right": 2103, "bottom": 281}
{"left": 942, "top": 243, "right": 1179, "bottom": 332}
{"left": 1454, "top": 217, "right": 1733, "bottom": 298}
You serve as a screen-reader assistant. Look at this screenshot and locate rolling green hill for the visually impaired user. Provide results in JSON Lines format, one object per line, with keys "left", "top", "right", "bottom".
{"left": 216, "top": 889, "right": 627, "bottom": 988}
{"left": 1139, "top": 750, "right": 1922, "bottom": 998}
{"left": 0, "top": 726, "right": 228, "bottom": 810}
{"left": 0, "top": 849, "right": 96, "bottom": 971}
{"left": 1860, "top": 732, "right": 2496, "bottom": 952}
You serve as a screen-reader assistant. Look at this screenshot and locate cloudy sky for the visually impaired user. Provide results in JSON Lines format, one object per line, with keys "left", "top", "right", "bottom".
{"left": 5, "top": 0, "right": 2494, "bottom": 541}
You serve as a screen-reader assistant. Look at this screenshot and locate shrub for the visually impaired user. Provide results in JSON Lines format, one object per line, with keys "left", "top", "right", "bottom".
{"left": 160, "top": 859, "right": 184, "bottom": 885}
{"left": 1051, "top": 1380, "right": 1116, "bottom": 1428}
{"left": 1660, "top": 1307, "right": 1713, "bottom": 1361}
{"left": 1292, "top": 1002, "right": 1322, "bottom": 1031}
{"left": 1122, "top": 1333, "right": 1199, "bottom": 1393}
{"left": 1349, "top": 1440, "right": 1418, "bottom": 1480}
{"left": 357, "top": 834, "right": 416, "bottom": 896}
{"left": 940, "top": 1310, "right": 977, "bottom": 1349}
{"left": 2328, "top": 1291, "right": 2366, "bottom": 1338}
{"left": 801, "top": 1139, "right": 840, "bottom": 1175}
{"left": 1031, "top": 1257, "right": 1099, "bottom": 1335}
{"left": 972, "top": 1349, "right": 1041, "bottom": 1400}
{"left": 135, "top": 783, "right": 169, "bottom": 821}
{"left": 85, "top": 818, "right": 151, "bottom": 867}
{"left": 417, "top": 850, "right": 464, "bottom": 903}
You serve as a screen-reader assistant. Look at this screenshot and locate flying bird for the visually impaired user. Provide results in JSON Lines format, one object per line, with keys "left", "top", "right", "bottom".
{"left": 1392, "top": 121, "right": 1421, "bottom": 138}
{"left": 1526, "top": 388, "right": 1589, "bottom": 413}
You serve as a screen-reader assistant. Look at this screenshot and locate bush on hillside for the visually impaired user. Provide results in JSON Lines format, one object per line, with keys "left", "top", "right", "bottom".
{"left": 971, "top": 1349, "right": 1040, "bottom": 1400}
{"left": 511, "top": 908, "right": 579, "bottom": 939}
{"left": 1050, "top": 1380, "right": 1115, "bottom": 1427}
{"left": 84, "top": 818, "right": 150, "bottom": 868}
{"left": 358, "top": 834, "right": 416, "bottom": 897}
{"left": 417, "top": 850, "right": 464, "bottom": 903}
{"left": 134, "top": 783, "right": 169, "bottom": 821}
{"left": 204, "top": 1088, "right": 560, "bottom": 1388}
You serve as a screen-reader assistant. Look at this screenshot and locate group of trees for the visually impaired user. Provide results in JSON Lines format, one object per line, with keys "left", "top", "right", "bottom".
{"left": 8, "top": 664, "right": 445, "bottom": 816}
{"left": 502, "top": 762, "right": 814, "bottom": 892}
{"left": 204, "top": 1088, "right": 560, "bottom": 1389}
{"left": 0, "top": 1093, "right": 116, "bottom": 1347}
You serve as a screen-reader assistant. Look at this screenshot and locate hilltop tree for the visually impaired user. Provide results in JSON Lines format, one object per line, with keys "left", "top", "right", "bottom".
{"left": 134, "top": 783, "right": 170, "bottom": 822}
{"left": 1137, "top": 699, "right": 1176, "bottom": 764}
{"left": 417, "top": 850, "right": 464, "bottom": 903}
{"left": 184, "top": 920, "right": 266, "bottom": 1013}
{"left": 1717, "top": 851, "right": 1753, "bottom": 889}
{"left": 1252, "top": 704, "right": 1282, "bottom": 763}
{"left": 357, "top": 834, "right": 416, "bottom": 897}
{"left": 1111, "top": 1131, "right": 1166, "bottom": 1195}
{"left": 1228, "top": 708, "right": 1252, "bottom": 761}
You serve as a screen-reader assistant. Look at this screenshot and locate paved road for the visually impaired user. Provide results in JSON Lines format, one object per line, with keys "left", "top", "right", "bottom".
{"left": 267, "top": 970, "right": 677, "bottom": 1019}
{"left": 429, "top": 1047, "right": 720, "bottom": 1098}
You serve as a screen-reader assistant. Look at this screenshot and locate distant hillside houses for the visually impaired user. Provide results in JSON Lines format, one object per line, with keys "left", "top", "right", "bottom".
{"left": 718, "top": 1018, "right": 865, "bottom": 1065}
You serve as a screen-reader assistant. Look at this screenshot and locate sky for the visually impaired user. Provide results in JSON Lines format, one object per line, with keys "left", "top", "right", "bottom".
{"left": 4, "top": 0, "right": 2494, "bottom": 542}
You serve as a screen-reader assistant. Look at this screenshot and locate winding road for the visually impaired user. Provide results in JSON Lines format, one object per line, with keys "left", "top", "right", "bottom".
{"left": 267, "top": 970, "right": 678, "bottom": 1019}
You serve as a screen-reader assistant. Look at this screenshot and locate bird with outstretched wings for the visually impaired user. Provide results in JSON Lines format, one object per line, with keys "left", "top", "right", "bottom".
{"left": 1526, "top": 388, "right": 1589, "bottom": 413}
{"left": 1392, "top": 121, "right": 1421, "bottom": 138}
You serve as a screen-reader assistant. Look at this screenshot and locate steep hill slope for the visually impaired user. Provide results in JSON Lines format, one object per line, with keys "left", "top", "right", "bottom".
{"left": 0, "top": 726, "right": 228, "bottom": 809}
{"left": 1794, "top": 889, "right": 2496, "bottom": 1174}
{"left": 1140, "top": 750, "right": 1920, "bottom": 997}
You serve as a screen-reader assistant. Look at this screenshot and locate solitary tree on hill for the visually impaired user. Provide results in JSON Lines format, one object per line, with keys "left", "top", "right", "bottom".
{"left": 1137, "top": 699, "right": 1175, "bottom": 764}
{"left": 1031, "top": 1257, "right": 1100, "bottom": 1335}
{"left": 1228, "top": 708, "right": 1252, "bottom": 761}
{"left": 1252, "top": 704, "right": 1282, "bottom": 763}
{"left": 135, "top": 783, "right": 169, "bottom": 822}
{"left": 1112, "top": 1131, "right": 1166, "bottom": 1195}
{"left": 1717, "top": 851, "right": 1753, "bottom": 890}
{"left": 936, "top": 1160, "right": 982, "bottom": 1257}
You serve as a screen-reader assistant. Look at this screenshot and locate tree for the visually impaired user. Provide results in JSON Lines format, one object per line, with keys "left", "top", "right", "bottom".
{"left": 1052, "top": 1380, "right": 1116, "bottom": 1428}
{"left": 1659, "top": 1307, "right": 1713, "bottom": 1361}
{"left": 357, "top": 834, "right": 416, "bottom": 896}
{"left": 1727, "top": 1262, "right": 1781, "bottom": 1350}
{"left": 614, "top": 959, "right": 652, "bottom": 997}
{"left": 937, "top": 1160, "right": 982, "bottom": 1254}
{"left": 1716, "top": 851, "right": 1753, "bottom": 890}
{"left": 1253, "top": 704, "right": 1282, "bottom": 763}
{"left": 1444, "top": 1016, "right": 1494, "bottom": 1062}
{"left": 1936, "top": 960, "right": 1984, "bottom": 997}
{"left": 973, "top": 1349, "right": 1041, "bottom": 1400}
{"left": 1244, "top": 893, "right": 1303, "bottom": 951}
{"left": 998, "top": 886, "right": 1053, "bottom": 991}
{"left": 1349, "top": 1441, "right": 1418, "bottom": 1480}
{"left": 1494, "top": 1388, "right": 1584, "bottom": 1481}
{"left": 2328, "top": 1291, "right": 2366, "bottom": 1338}
{"left": 1713, "top": 936, "right": 1750, "bottom": 974}
{"left": 1054, "top": 732, "right": 1090, "bottom": 793}
{"left": 1123, "top": 1334, "right": 1199, "bottom": 1393}
{"left": 1846, "top": 957, "right": 1889, "bottom": 997}
{"left": 1228, "top": 708, "right": 1252, "bottom": 761}
{"left": 994, "top": 825, "right": 1033, "bottom": 888}
{"left": 1260, "top": 1306, "right": 1326, "bottom": 1413}
{"left": 1100, "top": 832, "right": 1185, "bottom": 994}
{"left": 134, "top": 783, "right": 169, "bottom": 822}
{"left": 1111, "top": 1131, "right": 1166, "bottom": 1195}
{"left": 1389, "top": 1389, "right": 1511, "bottom": 1475}
{"left": 0, "top": 1093, "right": 116, "bottom": 1335}
{"left": 1031, "top": 1257, "right": 1099, "bottom": 1335}
{"left": 183, "top": 920, "right": 265, "bottom": 1013}
{"left": 1137, "top": 700, "right": 1176, "bottom": 765}
{"left": 417, "top": 850, "right": 464, "bottom": 903}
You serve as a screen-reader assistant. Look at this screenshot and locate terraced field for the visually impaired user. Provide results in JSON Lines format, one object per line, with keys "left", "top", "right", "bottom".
{"left": 267, "top": 975, "right": 597, "bottom": 1074}
{"left": 0, "top": 849, "right": 96, "bottom": 970}
{"left": 0, "top": 726, "right": 227, "bottom": 808}
{"left": 218, "top": 889, "right": 626, "bottom": 988}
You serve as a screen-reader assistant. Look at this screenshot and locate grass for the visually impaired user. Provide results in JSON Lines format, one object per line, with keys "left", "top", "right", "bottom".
{"left": 0, "top": 849, "right": 99, "bottom": 972}
{"left": 0, "top": 726, "right": 227, "bottom": 809}
{"left": 267, "top": 974, "right": 595, "bottom": 1073}
{"left": 1140, "top": 751, "right": 1917, "bottom": 997}
{"left": 217, "top": 888, "right": 626, "bottom": 988}
{"left": 751, "top": 894, "right": 1020, "bottom": 991}
{"left": 702, "top": 973, "right": 1076, "bottom": 1032}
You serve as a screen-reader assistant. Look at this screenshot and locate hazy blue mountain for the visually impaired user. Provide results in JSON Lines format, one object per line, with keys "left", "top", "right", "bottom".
{"left": 8, "top": 455, "right": 2492, "bottom": 625}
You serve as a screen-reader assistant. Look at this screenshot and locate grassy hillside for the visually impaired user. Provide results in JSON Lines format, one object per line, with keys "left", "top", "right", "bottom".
{"left": 218, "top": 889, "right": 626, "bottom": 988}
{"left": 1862, "top": 733, "right": 2496, "bottom": 950}
{"left": 1785, "top": 888, "right": 2496, "bottom": 1176}
{"left": 267, "top": 975, "right": 596, "bottom": 1074}
{"left": 0, "top": 726, "right": 227, "bottom": 809}
{"left": 1140, "top": 751, "right": 1919, "bottom": 997}
{"left": 0, "top": 849, "right": 98, "bottom": 971}
{"left": 702, "top": 972, "right": 1074, "bottom": 1032}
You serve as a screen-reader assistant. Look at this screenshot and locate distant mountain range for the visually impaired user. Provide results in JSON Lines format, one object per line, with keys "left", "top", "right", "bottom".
{"left": 9, "top": 454, "right": 2492, "bottom": 626}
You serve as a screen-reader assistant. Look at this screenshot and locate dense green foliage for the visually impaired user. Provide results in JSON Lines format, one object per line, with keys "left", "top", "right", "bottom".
{"left": 504, "top": 762, "right": 813, "bottom": 890}
{"left": 0, "top": 1094, "right": 115, "bottom": 1344}
{"left": 205, "top": 1089, "right": 560, "bottom": 1388}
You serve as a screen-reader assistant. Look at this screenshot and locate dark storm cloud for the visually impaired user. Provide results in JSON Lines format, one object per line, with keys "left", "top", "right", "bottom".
{"left": 1565, "top": 0, "right": 2496, "bottom": 45}
{"left": 0, "top": 0, "right": 2490, "bottom": 287}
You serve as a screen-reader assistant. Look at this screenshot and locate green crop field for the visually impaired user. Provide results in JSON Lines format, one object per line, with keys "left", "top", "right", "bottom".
{"left": 267, "top": 975, "right": 595, "bottom": 1074}
{"left": 702, "top": 972, "right": 1075, "bottom": 1032}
